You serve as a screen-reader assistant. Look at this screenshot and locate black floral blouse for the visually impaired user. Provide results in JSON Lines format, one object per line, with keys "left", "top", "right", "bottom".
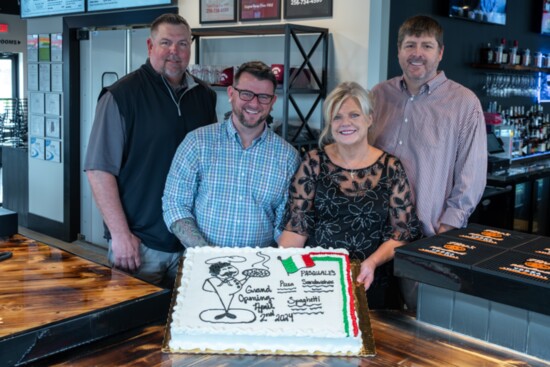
{"left": 282, "top": 148, "right": 422, "bottom": 267}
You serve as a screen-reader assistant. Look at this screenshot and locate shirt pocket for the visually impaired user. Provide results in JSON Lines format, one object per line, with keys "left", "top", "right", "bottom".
{"left": 252, "top": 165, "right": 289, "bottom": 208}
{"left": 411, "top": 114, "right": 444, "bottom": 149}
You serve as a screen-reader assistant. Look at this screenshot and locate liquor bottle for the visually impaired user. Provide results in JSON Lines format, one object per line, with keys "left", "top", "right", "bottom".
{"left": 495, "top": 42, "right": 504, "bottom": 64}
{"left": 509, "top": 40, "right": 518, "bottom": 65}
{"left": 480, "top": 43, "right": 494, "bottom": 64}
{"left": 521, "top": 49, "right": 531, "bottom": 66}
{"left": 535, "top": 52, "right": 543, "bottom": 68}
{"left": 495, "top": 38, "right": 508, "bottom": 64}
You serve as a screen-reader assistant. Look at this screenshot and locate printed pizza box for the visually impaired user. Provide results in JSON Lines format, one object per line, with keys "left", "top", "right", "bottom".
{"left": 471, "top": 250, "right": 550, "bottom": 316}
{"left": 396, "top": 235, "right": 506, "bottom": 268}
{"left": 394, "top": 236, "right": 507, "bottom": 291}
{"left": 473, "top": 250, "right": 550, "bottom": 288}
{"left": 514, "top": 237, "right": 550, "bottom": 257}
{"left": 441, "top": 223, "right": 538, "bottom": 249}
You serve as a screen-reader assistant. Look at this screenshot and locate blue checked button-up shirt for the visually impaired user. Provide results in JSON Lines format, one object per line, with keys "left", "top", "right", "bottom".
{"left": 163, "top": 116, "right": 300, "bottom": 248}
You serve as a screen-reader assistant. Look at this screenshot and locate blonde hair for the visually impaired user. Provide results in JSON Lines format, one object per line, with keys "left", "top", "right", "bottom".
{"left": 318, "top": 82, "right": 373, "bottom": 148}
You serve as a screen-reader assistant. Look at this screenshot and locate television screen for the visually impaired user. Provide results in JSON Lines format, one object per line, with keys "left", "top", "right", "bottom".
{"left": 449, "top": 0, "right": 507, "bottom": 25}
{"left": 21, "top": 0, "right": 85, "bottom": 18}
{"left": 542, "top": 0, "right": 550, "bottom": 35}
{"left": 87, "top": 0, "right": 173, "bottom": 12}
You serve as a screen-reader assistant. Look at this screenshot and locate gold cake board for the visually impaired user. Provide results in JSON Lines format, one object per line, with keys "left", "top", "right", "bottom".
{"left": 162, "top": 257, "right": 376, "bottom": 357}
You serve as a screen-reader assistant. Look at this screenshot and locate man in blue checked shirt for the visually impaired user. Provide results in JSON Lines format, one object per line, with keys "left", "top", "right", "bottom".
{"left": 163, "top": 61, "right": 300, "bottom": 248}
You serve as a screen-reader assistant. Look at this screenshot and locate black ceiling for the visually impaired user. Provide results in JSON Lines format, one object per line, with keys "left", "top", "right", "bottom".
{"left": 0, "top": 0, "right": 20, "bottom": 15}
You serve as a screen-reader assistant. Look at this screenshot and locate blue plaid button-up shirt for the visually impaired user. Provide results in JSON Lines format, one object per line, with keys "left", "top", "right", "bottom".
{"left": 163, "top": 116, "right": 300, "bottom": 248}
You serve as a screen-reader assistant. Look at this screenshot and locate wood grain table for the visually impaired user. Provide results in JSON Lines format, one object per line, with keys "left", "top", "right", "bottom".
{"left": 3, "top": 234, "right": 549, "bottom": 367}
{"left": 27, "top": 310, "right": 550, "bottom": 367}
{"left": 0, "top": 234, "right": 170, "bottom": 366}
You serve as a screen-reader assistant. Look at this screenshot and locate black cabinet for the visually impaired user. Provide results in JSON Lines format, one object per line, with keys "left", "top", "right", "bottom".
{"left": 2, "top": 146, "right": 28, "bottom": 226}
{"left": 470, "top": 186, "right": 514, "bottom": 230}
{"left": 485, "top": 159, "right": 550, "bottom": 236}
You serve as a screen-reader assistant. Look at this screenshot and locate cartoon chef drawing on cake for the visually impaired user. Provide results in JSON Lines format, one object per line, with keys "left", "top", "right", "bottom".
{"left": 200, "top": 254, "right": 271, "bottom": 324}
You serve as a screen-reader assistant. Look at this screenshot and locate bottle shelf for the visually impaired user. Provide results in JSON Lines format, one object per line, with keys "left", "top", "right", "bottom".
{"left": 472, "top": 63, "right": 550, "bottom": 73}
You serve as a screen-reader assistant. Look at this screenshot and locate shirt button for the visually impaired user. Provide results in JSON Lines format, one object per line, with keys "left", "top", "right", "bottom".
{"left": 398, "top": 140, "right": 403, "bottom": 145}
{"left": 410, "top": 97, "right": 414, "bottom": 101}
{"left": 404, "top": 118, "right": 408, "bottom": 123}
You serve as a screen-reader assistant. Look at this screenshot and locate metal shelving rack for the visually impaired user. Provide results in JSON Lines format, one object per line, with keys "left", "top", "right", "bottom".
{"left": 191, "top": 24, "right": 329, "bottom": 153}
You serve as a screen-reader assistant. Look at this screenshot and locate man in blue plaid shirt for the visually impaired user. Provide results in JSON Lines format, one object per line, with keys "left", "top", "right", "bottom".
{"left": 163, "top": 61, "right": 300, "bottom": 248}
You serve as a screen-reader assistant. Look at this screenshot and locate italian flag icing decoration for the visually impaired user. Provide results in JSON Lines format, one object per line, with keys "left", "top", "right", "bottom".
{"left": 278, "top": 254, "right": 315, "bottom": 274}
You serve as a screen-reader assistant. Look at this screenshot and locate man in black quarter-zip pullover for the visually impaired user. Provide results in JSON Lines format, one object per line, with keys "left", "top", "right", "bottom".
{"left": 84, "top": 13, "right": 217, "bottom": 288}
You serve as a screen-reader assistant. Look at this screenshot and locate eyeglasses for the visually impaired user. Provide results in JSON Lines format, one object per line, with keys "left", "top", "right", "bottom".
{"left": 232, "top": 87, "right": 274, "bottom": 104}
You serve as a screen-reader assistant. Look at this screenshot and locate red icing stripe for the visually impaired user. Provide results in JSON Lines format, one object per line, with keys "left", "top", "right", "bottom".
{"left": 302, "top": 254, "right": 315, "bottom": 267}
{"left": 309, "top": 251, "right": 360, "bottom": 337}
{"left": 343, "top": 255, "right": 360, "bottom": 336}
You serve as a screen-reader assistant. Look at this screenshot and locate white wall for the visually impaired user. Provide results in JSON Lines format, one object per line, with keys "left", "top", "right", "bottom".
{"left": 26, "top": 17, "right": 64, "bottom": 222}
{"left": 0, "top": 14, "right": 27, "bottom": 53}
{"left": 179, "top": 0, "right": 389, "bottom": 129}
{"left": 0, "top": 14, "right": 64, "bottom": 223}
{"left": 179, "top": 0, "right": 389, "bottom": 90}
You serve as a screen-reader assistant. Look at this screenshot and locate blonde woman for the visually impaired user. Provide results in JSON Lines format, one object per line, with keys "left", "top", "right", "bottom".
{"left": 278, "top": 82, "right": 421, "bottom": 309}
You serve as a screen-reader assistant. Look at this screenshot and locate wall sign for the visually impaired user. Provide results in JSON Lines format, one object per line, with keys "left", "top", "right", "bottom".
{"left": 240, "top": 0, "right": 281, "bottom": 21}
{"left": 284, "top": 0, "right": 332, "bottom": 19}
{"left": 0, "top": 39, "right": 21, "bottom": 44}
{"left": 200, "top": 0, "right": 237, "bottom": 24}
{"left": 87, "top": 0, "right": 173, "bottom": 12}
{"left": 21, "top": 0, "right": 85, "bottom": 18}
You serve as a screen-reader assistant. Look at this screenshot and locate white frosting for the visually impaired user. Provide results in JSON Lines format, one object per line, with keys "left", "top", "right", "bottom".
{"left": 169, "top": 247, "right": 362, "bottom": 355}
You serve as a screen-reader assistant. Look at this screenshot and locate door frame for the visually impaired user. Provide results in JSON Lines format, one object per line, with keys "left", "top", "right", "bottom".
{"left": 0, "top": 53, "right": 19, "bottom": 99}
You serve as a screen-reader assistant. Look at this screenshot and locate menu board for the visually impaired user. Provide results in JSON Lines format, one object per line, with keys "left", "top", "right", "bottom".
{"left": 51, "top": 33, "right": 63, "bottom": 62}
{"left": 87, "top": 0, "right": 172, "bottom": 12}
{"left": 38, "top": 34, "right": 51, "bottom": 62}
{"left": 21, "top": 0, "right": 85, "bottom": 18}
{"left": 27, "top": 35, "right": 38, "bottom": 62}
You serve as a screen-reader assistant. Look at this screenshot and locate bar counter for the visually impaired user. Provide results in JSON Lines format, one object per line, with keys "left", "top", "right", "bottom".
{"left": 2, "top": 235, "right": 549, "bottom": 366}
{"left": 23, "top": 310, "right": 549, "bottom": 366}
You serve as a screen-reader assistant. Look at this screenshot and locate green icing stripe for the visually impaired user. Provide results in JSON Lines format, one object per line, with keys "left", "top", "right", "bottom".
{"left": 311, "top": 256, "right": 350, "bottom": 336}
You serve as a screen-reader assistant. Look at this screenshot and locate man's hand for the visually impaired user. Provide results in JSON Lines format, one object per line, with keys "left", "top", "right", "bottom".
{"left": 110, "top": 232, "right": 141, "bottom": 272}
{"left": 437, "top": 223, "right": 456, "bottom": 234}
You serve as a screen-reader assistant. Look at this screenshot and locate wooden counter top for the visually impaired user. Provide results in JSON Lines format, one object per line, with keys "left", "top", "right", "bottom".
{"left": 0, "top": 234, "right": 170, "bottom": 366}
{"left": 3, "top": 234, "right": 549, "bottom": 366}
{"left": 28, "top": 311, "right": 550, "bottom": 367}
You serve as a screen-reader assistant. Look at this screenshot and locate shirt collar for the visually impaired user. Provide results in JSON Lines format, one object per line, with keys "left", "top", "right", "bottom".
{"left": 399, "top": 71, "right": 447, "bottom": 95}
{"left": 223, "top": 114, "right": 268, "bottom": 149}
{"left": 146, "top": 58, "right": 190, "bottom": 93}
